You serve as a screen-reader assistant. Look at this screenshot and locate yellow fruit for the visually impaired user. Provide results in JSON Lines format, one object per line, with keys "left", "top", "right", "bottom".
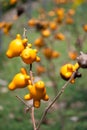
{"left": 43, "top": 48, "right": 53, "bottom": 59}
{"left": 49, "top": 22, "right": 57, "bottom": 30}
{"left": 20, "top": 44, "right": 40, "bottom": 64}
{"left": 8, "top": 68, "right": 30, "bottom": 90}
{"left": 10, "top": 0, "right": 17, "bottom": 5}
{"left": 6, "top": 34, "right": 27, "bottom": 58}
{"left": 68, "top": 51, "right": 78, "bottom": 60}
{"left": 56, "top": 8, "right": 65, "bottom": 18}
{"left": 67, "top": 9, "right": 75, "bottom": 16}
{"left": 28, "top": 19, "right": 36, "bottom": 27}
{"left": 48, "top": 10, "right": 55, "bottom": 17}
{"left": 34, "top": 37, "right": 44, "bottom": 48}
{"left": 43, "top": 48, "right": 60, "bottom": 59}
{"left": 41, "top": 29, "right": 51, "bottom": 37}
{"left": 54, "top": 33, "right": 65, "bottom": 40}
{"left": 66, "top": 17, "right": 74, "bottom": 24}
{"left": 83, "top": 24, "right": 87, "bottom": 32}
{"left": 60, "top": 63, "right": 80, "bottom": 83}
{"left": 24, "top": 81, "right": 49, "bottom": 108}
{"left": 54, "top": 0, "right": 67, "bottom": 4}
{"left": 52, "top": 51, "right": 60, "bottom": 58}
{"left": 36, "top": 66, "right": 46, "bottom": 75}
{"left": 0, "top": 21, "right": 6, "bottom": 29}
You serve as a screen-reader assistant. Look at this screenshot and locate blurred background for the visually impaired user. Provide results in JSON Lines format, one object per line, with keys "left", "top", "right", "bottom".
{"left": 0, "top": 0, "right": 87, "bottom": 130}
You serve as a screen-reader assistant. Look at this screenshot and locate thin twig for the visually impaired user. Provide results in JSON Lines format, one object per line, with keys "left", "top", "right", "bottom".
{"left": 16, "top": 95, "right": 32, "bottom": 109}
{"left": 29, "top": 64, "right": 36, "bottom": 130}
{"left": 23, "top": 28, "right": 27, "bottom": 38}
{"left": 30, "top": 64, "right": 34, "bottom": 84}
{"left": 30, "top": 107, "right": 37, "bottom": 130}
{"left": 36, "top": 71, "right": 77, "bottom": 130}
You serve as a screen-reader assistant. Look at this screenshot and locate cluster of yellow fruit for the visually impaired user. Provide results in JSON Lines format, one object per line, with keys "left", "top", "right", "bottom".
{"left": 27, "top": 7, "right": 78, "bottom": 65}
{"left": 28, "top": 8, "right": 73, "bottom": 40}
{"left": 60, "top": 52, "right": 87, "bottom": 83}
{"left": 0, "top": 21, "right": 13, "bottom": 35}
{"left": 6, "top": 34, "right": 49, "bottom": 108}
{"left": 6, "top": 34, "right": 40, "bottom": 63}
{"left": 60, "top": 63, "right": 80, "bottom": 83}
{"left": 43, "top": 48, "right": 60, "bottom": 60}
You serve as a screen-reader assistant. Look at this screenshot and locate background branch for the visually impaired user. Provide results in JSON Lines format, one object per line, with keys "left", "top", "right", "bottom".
{"left": 16, "top": 95, "right": 32, "bottom": 110}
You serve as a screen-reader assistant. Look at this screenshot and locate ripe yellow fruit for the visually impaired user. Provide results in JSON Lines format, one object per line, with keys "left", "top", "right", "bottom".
{"left": 34, "top": 37, "right": 44, "bottom": 48}
{"left": 67, "top": 9, "right": 75, "bottom": 16}
{"left": 43, "top": 48, "right": 53, "bottom": 59}
{"left": 68, "top": 51, "right": 78, "bottom": 60}
{"left": 8, "top": 68, "right": 30, "bottom": 90}
{"left": 36, "top": 66, "right": 46, "bottom": 75}
{"left": 0, "top": 22, "right": 12, "bottom": 35}
{"left": 41, "top": 29, "right": 51, "bottom": 37}
{"left": 48, "top": 10, "right": 55, "bottom": 17}
{"left": 28, "top": 18, "right": 37, "bottom": 27}
{"left": 24, "top": 81, "right": 49, "bottom": 108}
{"left": 20, "top": 44, "right": 40, "bottom": 64}
{"left": 60, "top": 63, "right": 80, "bottom": 83}
{"left": 83, "top": 24, "right": 87, "bottom": 32}
{"left": 0, "top": 21, "right": 6, "bottom": 29}
{"left": 49, "top": 22, "right": 57, "bottom": 30}
{"left": 66, "top": 17, "right": 74, "bottom": 24}
{"left": 52, "top": 51, "right": 60, "bottom": 58}
{"left": 6, "top": 34, "right": 27, "bottom": 58}
{"left": 56, "top": 8, "right": 65, "bottom": 17}
{"left": 54, "top": 33, "right": 65, "bottom": 40}
{"left": 43, "top": 48, "right": 60, "bottom": 59}
{"left": 10, "top": 0, "right": 17, "bottom": 5}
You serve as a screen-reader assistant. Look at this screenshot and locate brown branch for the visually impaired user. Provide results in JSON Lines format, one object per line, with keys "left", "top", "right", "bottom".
{"left": 29, "top": 64, "right": 36, "bottom": 130}
{"left": 16, "top": 95, "right": 32, "bottom": 110}
{"left": 30, "top": 64, "right": 34, "bottom": 84}
{"left": 30, "top": 107, "right": 37, "bottom": 130}
{"left": 36, "top": 71, "right": 77, "bottom": 130}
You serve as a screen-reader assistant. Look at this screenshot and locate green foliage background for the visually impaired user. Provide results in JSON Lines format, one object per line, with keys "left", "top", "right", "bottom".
{"left": 0, "top": 0, "right": 87, "bottom": 130}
